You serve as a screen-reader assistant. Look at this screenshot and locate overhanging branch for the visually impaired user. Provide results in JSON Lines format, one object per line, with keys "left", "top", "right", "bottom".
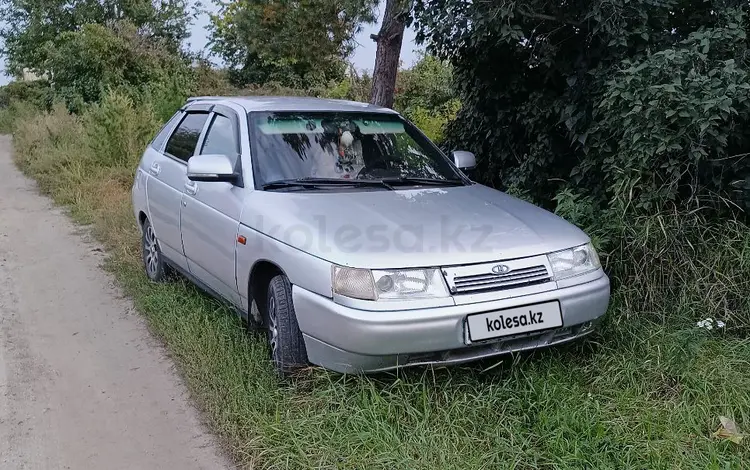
{"left": 516, "top": 7, "right": 581, "bottom": 27}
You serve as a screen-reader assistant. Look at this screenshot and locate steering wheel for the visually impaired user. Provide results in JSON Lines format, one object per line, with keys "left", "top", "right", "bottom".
{"left": 356, "top": 160, "right": 389, "bottom": 179}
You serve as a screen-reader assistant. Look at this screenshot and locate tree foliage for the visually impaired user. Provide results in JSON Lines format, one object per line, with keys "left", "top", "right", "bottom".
{"left": 413, "top": 1, "right": 750, "bottom": 214}
{"left": 0, "top": 79, "right": 51, "bottom": 110}
{"left": 395, "top": 53, "right": 454, "bottom": 113}
{"left": 395, "top": 53, "right": 458, "bottom": 142}
{"left": 0, "top": 0, "right": 191, "bottom": 76}
{"left": 44, "top": 21, "right": 193, "bottom": 112}
{"left": 209, "top": 0, "right": 377, "bottom": 87}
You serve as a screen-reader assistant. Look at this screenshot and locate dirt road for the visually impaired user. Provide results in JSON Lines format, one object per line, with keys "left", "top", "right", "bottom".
{"left": 0, "top": 136, "right": 230, "bottom": 469}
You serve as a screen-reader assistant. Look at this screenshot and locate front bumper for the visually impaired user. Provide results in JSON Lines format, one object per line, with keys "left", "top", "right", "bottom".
{"left": 294, "top": 273, "right": 610, "bottom": 373}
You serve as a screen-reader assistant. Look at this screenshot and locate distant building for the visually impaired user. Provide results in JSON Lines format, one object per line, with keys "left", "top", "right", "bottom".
{"left": 21, "top": 68, "right": 48, "bottom": 82}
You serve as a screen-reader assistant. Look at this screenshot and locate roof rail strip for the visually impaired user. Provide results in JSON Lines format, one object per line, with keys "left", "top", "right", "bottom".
{"left": 181, "top": 97, "right": 218, "bottom": 112}
{"left": 185, "top": 96, "right": 222, "bottom": 103}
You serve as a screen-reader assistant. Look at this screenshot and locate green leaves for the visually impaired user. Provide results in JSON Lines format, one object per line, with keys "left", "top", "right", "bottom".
{"left": 393, "top": 53, "right": 458, "bottom": 143}
{"left": 209, "top": 0, "right": 377, "bottom": 87}
{"left": 0, "top": 0, "right": 190, "bottom": 76}
{"left": 592, "top": 17, "right": 750, "bottom": 211}
{"left": 43, "top": 21, "right": 193, "bottom": 111}
{"left": 414, "top": 0, "right": 750, "bottom": 215}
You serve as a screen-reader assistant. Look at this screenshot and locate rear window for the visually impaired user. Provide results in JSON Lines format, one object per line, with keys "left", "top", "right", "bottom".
{"left": 150, "top": 112, "right": 183, "bottom": 151}
{"left": 165, "top": 112, "right": 209, "bottom": 162}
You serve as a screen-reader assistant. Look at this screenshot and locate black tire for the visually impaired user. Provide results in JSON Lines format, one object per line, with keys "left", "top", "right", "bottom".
{"left": 266, "top": 275, "right": 308, "bottom": 374}
{"left": 141, "top": 218, "right": 170, "bottom": 282}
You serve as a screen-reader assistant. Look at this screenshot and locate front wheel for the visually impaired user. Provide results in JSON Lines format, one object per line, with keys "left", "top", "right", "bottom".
{"left": 266, "top": 275, "right": 308, "bottom": 374}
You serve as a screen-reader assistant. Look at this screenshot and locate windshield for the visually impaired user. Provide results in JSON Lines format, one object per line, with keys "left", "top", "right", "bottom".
{"left": 248, "top": 112, "right": 464, "bottom": 188}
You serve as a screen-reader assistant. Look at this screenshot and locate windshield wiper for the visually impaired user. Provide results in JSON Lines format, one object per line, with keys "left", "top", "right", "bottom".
{"left": 379, "top": 177, "right": 466, "bottom": 187}
{"left": 262, "top": 177, "right": 393, "bottom": 191}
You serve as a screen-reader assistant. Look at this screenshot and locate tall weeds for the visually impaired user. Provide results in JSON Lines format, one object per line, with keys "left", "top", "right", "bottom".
{"left": 0, "top": 100, "right": 42, "bottom": 134}
{"left": 83, "top": 91, "right": 160, "bottom": 169}
{"left": 610, "top": 213, "right": 750, "bottom": 334}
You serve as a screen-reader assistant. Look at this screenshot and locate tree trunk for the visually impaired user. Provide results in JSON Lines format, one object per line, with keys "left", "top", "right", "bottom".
{"left": 370, "top": 0, "right": 407, "bottom": 108}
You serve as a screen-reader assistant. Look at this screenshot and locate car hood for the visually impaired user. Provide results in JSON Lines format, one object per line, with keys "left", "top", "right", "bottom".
{"left": 241, "top": 184, "right": 590, "bottom": 269}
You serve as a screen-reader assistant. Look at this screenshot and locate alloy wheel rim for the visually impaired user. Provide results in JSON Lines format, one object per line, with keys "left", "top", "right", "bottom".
{"left": 144, "top": 225, "right": 159, "bottom": 277}
{"left": 268, "top": 297, "right": 278, "bottom": 355}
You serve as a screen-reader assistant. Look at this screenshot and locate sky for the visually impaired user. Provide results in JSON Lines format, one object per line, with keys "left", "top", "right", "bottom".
{"left": 0, "top": 3, "right": 422, "bottom": 86}
{"left": 352, "top": 11, "right": 422, "bottom": 72}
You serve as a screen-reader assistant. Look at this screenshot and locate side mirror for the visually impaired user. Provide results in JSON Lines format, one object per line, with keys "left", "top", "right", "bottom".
{"left": 452, "top": 150, "right": 476, "bottom": 171}
{"left": 187, "top": 154, "right": 237, "bottom": 183}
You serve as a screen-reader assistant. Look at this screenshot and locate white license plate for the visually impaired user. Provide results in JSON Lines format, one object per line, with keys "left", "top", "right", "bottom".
{"left": 466, "top": 301, "right": 563, "bottom": 342}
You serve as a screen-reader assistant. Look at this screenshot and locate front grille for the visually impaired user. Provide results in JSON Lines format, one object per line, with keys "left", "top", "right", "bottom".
{"left": 451, "top": 264, "right": 550, "bottom": 294}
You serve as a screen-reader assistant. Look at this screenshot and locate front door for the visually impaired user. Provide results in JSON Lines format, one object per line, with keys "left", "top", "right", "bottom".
{"left": 180, "top": 110, "right": 244, "bottom": 306}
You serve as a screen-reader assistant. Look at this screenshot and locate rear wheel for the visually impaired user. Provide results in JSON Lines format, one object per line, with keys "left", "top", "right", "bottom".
{"left": 142, "top": 218, "right": 170, "bottom": 282}
{"left": 266, "top": 275, "right": 308, "bottom": 374}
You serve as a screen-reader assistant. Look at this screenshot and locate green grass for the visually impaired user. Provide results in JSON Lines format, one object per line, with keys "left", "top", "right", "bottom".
{"left": 8, "top": 100, "right": 750, "bottom": 469}
{"left": 112, "top": 267, "right": 750, "bottom": 469}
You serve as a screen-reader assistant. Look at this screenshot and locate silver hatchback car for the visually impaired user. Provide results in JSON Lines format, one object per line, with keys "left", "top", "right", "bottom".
{"left": 132, "top": 96, "right": 610, "bottom": 374}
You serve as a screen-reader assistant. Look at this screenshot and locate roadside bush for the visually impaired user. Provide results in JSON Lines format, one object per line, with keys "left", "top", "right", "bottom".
{"left": 193, "top": 59, "right": 237, "bottom": 96}
{"left": 394, "top": 54, "right": 458, "bottom": 143}
{"left": 83, "top": 91, "right": 161, "bottom": 170}
{"left": 0, "top": 99, "right": 40, "bottom": 134}
{"left": 585, "top": 22, "right": 750, "bottom": 214}
{"left": 406, "top": 99, "right": 460, "bottom": 143}
{"left": 13, "top": 103, "right": 92, "bottom": 200}
{"left": 320, "top": 69, "right": 372, "bottom": 103}
{"left": 134, "top": 76, "right": 191, "bottom": 125}
{"left": 0, "top": 80, "right": 51, "bottom": 109}
{"left": 13, "top": 90, "right": 159, "bottom": 198}
{"left": 394, "top": 53, "right": 455, "bottom": 115}
{"left": 416, "top": 2, "right": 750, "bottom": 216}
{"left": 45, "top": 21, "right": 193, "bottom": 112}
{"left": 0, "top": 80, "right": 52, "bottom": 133}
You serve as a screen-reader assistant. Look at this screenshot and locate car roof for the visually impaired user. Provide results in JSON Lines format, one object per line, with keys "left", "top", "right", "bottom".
{"left": 185, "top": 96, "right": 399, "bottom": 114}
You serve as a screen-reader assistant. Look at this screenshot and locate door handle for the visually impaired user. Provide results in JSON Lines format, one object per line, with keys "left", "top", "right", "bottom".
{"left": 184, "top": 181, "right": 198, "bottom": 196}
{"left": 149, "top": 162, "right": 161, "bottom": 176}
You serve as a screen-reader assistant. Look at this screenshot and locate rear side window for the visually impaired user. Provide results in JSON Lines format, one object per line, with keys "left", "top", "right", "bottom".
{"left": 150, "top": 112, "right": 183, "bottom": 151}
{"left": 165, "top": 113, "right": 209, "bottom": 162}
{"left": 200, "top": 114, "right": 239, "bottom": 165}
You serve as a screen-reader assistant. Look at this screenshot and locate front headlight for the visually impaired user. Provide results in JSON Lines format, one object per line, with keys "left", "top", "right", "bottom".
{"left": 547, "top": 243, "right": 601, "bottom": 280}
{"left": 332, "top": 266, "right": 450, "bottom": 301}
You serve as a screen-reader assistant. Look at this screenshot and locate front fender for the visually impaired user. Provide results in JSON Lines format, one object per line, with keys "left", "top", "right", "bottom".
{"left": 235, "top": 225, "right": 333, "bottom": 312}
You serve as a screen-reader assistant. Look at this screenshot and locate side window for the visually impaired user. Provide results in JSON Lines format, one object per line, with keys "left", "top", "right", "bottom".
{"left": 200, "top": 114, "right": 239, "bottom": 165}
{"left": 165, "top": 112, "right": 209, "bottom": 162}
{"left": 150, "top": 112, "right": 183, "bottom": 151}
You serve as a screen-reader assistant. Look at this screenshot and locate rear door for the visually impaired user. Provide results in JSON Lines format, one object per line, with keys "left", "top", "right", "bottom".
{"left": 146, "top": 111, "right": 210, "bottom": 271}
{"left": 180, "top": 107, "right": 244, "bottom": 306}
